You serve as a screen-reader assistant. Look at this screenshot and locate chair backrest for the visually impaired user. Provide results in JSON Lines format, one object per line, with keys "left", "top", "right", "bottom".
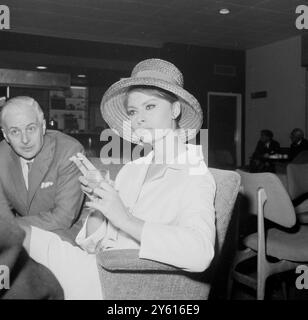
{"left": 237, "top": 170, "right": 296, "bottom": 228}
{"left": 209, "top": 168, "right": 241, "bottom": 254}
{"left": 286, "top": 163, "right": 308, "bottom": 200}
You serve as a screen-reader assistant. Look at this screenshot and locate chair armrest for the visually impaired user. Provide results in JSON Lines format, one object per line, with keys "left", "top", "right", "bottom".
{"left": 97, "top": 250, "right": 210, "bottom": 299}
{"left": 97, "top": 249, "right": 184, "bottom": 273}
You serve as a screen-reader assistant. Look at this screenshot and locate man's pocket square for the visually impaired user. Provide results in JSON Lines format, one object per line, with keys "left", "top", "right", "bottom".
{"left": 41, "top": 182, "right": 54, "bottom": 189}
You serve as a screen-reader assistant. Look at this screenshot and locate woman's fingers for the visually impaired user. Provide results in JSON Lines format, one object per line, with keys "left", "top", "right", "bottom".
{"left": 70, "top": 156, "right": 88, "bottom": 175}
{"left": 81, "top": 185, "right": 92, "bottom": 194}
{"left": 83, "top": 191, "right": 96, "bottom": 201}
{"left": 93, "top": 188, "right": 106, "bottom": 198}
{"left": 76, "top": 153, "right": 96, "bottom": 170}
{"left": 79, "top": 175, "right": 89, "bottom": 186}
{"left": 98, "top": 180, "right": 114, "bottom": 191}
{"left": 86, "top": 201, "right": 105, "bottom": 212}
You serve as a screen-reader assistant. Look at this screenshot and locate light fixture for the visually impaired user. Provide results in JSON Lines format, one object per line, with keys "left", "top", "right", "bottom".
{"left": 77, "top": 74, "right": 86, "bottom": 78}
{"left": 219, "top": 8, "right": 230, "bottom": 15}
{"left": 36, "top": 66, "right": 47, "bottom": 70}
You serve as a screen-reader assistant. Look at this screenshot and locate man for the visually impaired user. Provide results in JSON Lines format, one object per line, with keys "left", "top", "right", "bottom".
{"left": 289, "top": 128, "right": 308, "bottom": 161}
{"left": 249, "top": 129, "right": 280, "bottom": 172}
{"left": 0, "top": 96, "right": 84, "bottom": 241}
{"left": 0, "top": 206, "right": 64, "bottom": 299}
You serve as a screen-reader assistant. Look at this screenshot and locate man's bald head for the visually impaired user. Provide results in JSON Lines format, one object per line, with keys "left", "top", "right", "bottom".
{"left": 290, "top": 128, "right": 305, "bottom": 144}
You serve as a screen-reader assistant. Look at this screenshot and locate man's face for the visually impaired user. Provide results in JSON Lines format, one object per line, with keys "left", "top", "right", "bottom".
{"left": 2, "top": 105, "right": 46, "bottom": 160}
{"left": 260, "top": 133, "right": 270, "bottom": 143}
{"left": 290, "top": 132, "right": 301, "bottom": 144}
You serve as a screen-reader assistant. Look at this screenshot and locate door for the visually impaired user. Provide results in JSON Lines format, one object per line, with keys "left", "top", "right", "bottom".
{"left": 207, "top": 92, "right": 242, "bottom": 169}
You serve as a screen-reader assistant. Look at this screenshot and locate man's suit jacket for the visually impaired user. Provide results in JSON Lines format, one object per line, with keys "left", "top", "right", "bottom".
{"left": 0, "top": 130, "right": 85, "bottom": 236}
{"left": 0, "top": 209, "right": 64, "bottom": 299}
{"left": 252, "top": 139, "right": 280, "bottom": 160}
{"left": 289, "top": 138, "right": 308, "bottom": 161}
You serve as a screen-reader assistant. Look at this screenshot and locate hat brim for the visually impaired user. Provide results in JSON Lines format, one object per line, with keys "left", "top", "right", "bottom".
{"left": 101, "top": 77, "right": 203, "bottom": 143}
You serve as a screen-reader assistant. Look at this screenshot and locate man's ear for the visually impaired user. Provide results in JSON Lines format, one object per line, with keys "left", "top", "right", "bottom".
{"left": 42, "top": 119, "right": 46, "bottom": 134}
{"left": 172, "top": 101, "right": 181, "bottom": 119}
{"left": 1, "top": 128, "right": 9, "bottom": 143}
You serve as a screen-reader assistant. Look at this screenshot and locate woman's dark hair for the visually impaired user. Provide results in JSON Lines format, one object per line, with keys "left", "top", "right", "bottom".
{"left": 125, "top": 85, "right": 178, "bottom": 104}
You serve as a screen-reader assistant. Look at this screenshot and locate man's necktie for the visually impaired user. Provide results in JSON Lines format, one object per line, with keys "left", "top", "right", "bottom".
{"left": 26, "top": 161, "right": 32, "bottom": 173}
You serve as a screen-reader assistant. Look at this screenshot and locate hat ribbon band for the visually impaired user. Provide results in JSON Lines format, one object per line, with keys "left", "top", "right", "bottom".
{"left": 134, "top": 70, "right": 181, "bottom": 86}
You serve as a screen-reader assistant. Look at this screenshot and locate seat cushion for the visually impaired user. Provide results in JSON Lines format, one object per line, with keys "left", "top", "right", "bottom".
{"left": 244, "top": 225, "right": 308, "bottom": 261}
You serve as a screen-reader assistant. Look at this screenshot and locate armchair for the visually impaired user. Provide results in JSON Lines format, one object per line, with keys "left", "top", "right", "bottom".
{"left": 96, "top": 168, "right": 241, "bottom": 300}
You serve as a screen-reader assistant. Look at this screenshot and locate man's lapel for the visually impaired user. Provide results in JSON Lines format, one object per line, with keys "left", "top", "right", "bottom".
{"left": 27, "top": 134, "right": 56, "bottom": 208}
{"left": 9, "top": 150, "right": 28, "bottom": 212}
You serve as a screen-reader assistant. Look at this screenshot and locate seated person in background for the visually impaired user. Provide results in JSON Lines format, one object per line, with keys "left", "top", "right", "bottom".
{"left": 18, "top": 59, "right": 216, "bottom": 300}
{"left": 0, "top": 206, "right": 63, "bottom": 299}
{"left": 249, "top": 129, "right": 280, "bottom": 173}
{"left": 0, "top": 96, "right": 85, "bottom": 241}
{"left": 289, "top": 128, "right": 308, "bottom": 161}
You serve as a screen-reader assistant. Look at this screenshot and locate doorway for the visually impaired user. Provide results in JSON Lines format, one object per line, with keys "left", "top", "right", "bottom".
{"left": 207, "top": 92, "right": 242, "bottom": 169}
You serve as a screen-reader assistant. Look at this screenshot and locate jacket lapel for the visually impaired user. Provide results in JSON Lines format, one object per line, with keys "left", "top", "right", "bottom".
{"left": 27, "top": 134, "right": 56, "bottom": 209}
{"left": 126, "top": 151, "right": 154, "bottom": 209}
{"left": 9, "top": 150, "right": 28, "bottom": 213}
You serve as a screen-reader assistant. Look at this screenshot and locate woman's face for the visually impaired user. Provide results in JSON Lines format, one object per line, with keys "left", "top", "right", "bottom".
{"left": 126, "top": 90, "right": 179, "bottom": 144}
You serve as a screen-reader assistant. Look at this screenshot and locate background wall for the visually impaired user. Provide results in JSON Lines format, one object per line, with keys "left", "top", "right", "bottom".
{"left": 0, "top": 32, "right": 245, "bottom": 130}
{"left": 245, "top": 36, "right": 306, "bottom": 164}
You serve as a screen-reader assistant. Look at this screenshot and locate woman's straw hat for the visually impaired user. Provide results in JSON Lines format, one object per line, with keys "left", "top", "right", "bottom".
{"left": 101, "top": 58, "right": 203, "bottom": 143}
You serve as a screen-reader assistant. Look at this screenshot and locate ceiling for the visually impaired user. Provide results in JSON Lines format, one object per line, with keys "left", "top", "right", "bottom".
{"left": 5, "top": 0, "right": 308, "bottom": 50}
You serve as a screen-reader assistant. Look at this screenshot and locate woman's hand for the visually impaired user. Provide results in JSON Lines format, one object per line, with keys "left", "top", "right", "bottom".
{"left": 84, "top": 181, "right": 144, "bottom": 242}
{"left": 86, "top": 181, "right": 131, "bottom": 230}
{"left": 86, "top": 210, "right": 105, "bottom": 237}
{"left": 79, "top": 175, "right": 96, "bottom": 201}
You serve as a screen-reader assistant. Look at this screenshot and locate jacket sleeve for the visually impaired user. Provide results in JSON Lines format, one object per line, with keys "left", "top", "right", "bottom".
{"left": 0, "top": 180, "right": 13, "bottom": 215}
{"left": 252, "top": 141, "right": 263, "bottom": 159}
{"left": 274, "top": 140, "right": 281, "bottom": 153}
{"left": 139, "top": 171, "right": 216, "bottom": 273}
{"left": 17, "top": 143, "right": 85, "bottom": 232}
{"left": 0, "top": 209, "right": 64, "bottom": 299}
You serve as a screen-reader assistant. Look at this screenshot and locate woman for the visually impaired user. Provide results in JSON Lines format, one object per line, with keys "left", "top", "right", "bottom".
{"left": 21, "top": 58, "right": 216, "bottom": 300}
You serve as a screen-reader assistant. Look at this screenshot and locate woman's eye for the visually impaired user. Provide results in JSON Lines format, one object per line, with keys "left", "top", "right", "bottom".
{"left": 146, "top": 104, "right": 155, "bottom": 110}
{"left": 127, "top": 110, "right": 136, "bottom": 116}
